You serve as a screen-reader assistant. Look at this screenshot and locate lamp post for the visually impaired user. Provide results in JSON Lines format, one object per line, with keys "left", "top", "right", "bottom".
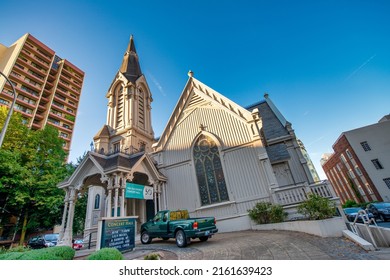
{"left": 0, "top": 71, "right": 18, "bottom": 148}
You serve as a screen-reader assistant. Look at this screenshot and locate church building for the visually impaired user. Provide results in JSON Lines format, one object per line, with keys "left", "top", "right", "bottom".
{"left": 57, "top": 37, "right": 336, "bottom": 246}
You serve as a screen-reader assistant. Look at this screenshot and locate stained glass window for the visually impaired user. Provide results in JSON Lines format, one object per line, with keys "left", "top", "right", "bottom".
{"left": 193, "top": 135, "right": 229, "bottom": 206}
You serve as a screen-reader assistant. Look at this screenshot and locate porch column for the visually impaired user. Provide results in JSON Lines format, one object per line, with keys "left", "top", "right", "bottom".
{"left": 114, "top": 174, "right": 119, "bottom": 217}
{"left": 153, "top": 181, "right": 158, "bottom": 214}
{"left": 62, "top": 187, "right": 76, "bottom": 246}
{"left": 157, "top": 183, "right": 162, "bottom": 212}
{"left": 58, "top": 189, "right": 70, "bottom": 241}
{"left": 120, "top": 174, "right": 126, "bottom": 217}
{"left": 106, "top": 177, "right": 113, "bottom": 217}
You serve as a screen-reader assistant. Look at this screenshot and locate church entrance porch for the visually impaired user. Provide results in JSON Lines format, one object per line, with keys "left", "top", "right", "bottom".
{"left": 57, "top": 151, "right": 167, "bottom": 247}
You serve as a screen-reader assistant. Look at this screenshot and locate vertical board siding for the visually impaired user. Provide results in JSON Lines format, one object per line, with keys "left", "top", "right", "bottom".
{"left": 164, "top": 164, "right": 198, "bottom": 212}
{"left": 224, "top": 146, "right": 270, "bottom": 202}
{"left": 164, "top": 107, "right": 252, "bottom": 166}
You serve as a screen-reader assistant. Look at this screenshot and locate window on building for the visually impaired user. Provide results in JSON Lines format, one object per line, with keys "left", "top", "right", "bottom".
{"left": 357, "top": 185, "right": 365, "bottom": 195}
{"left": 340, "top": 154, "right": 347, "bottom": 164}
{"left": 384, "top": 178, "right": 390, "bottom": 189}
{"left": 193, "top": 134, "right": 229, "bottom": 206}
{"left": 365, "top": 183, "right": 373, "bottom": 194}
{"left": 360, "top": 141, "right": 371, "bottom": 151}
{"left": 113, "top": 142, "right": 120, "bottom": 153}
{"left": 94, "top": 194, "right": 100, "bottom": 209}
{"left": 348, "top": 170, "right": 355, "bottom": 179}
{"left": 346, "top": 149, "right": 353, "bottom": 159}
{"left": 372, "top": 159, "right": 384, "bottom": 170}
{"left": 355, "top": 166, "right": 362, "bottom": 176}
{"left": 138, "top": 89, "right": 145, "bottom": 129}
{"left": 115, "top": 85, "right": 123, "bottom": 128}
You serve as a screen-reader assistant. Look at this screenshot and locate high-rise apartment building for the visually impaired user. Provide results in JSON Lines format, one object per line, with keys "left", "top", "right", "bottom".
{"left": 321, "top": 115, "right": 390, "bottom": 204}
{"left": 0, "top": 33, "right": 84, "bottom": 153}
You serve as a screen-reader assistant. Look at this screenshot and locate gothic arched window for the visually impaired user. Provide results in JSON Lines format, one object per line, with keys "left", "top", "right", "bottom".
{"left": 115, "top": 85, "right": 124, "bottom": 128}
{"left": 94, "top": 194, "right": 100, "bottom": 209}
{"left": 193, "top": 135, "right": 229, "bottom": 206}
{"left": 138, "top": 88, "right": 145, "bottom": 129}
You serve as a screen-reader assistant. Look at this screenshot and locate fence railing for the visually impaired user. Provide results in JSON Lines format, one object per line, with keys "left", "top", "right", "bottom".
{"left": 273, "top": 181, "right": 334, "bottom": 206}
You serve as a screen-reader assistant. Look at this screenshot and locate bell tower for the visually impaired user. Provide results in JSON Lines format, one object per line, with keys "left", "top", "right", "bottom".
{"left": 93, "top": 36, "right": 155, "bottom": 154}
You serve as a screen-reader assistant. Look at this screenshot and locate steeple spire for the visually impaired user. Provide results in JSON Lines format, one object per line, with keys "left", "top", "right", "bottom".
{"left": 120, "top": 35, "right": 142, "bottom": 83}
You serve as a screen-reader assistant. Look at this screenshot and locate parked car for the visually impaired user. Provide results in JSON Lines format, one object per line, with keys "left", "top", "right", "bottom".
{"left": 72, "top": 239, "right": 84, "bottom": 250}
{"left": 27, "top": 233, "right": 59, "bottom": 249}
{"left": 343, "top": 207, "right": 374, "bottom": 223}
{"left": 140, "top": 209, "right": 218, "bottom": 247}
{"left": 366, "top": 202, "right": 390, "bottom": 222}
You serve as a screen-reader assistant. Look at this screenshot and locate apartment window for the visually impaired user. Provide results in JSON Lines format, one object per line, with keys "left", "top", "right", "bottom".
{"left": 360, "top": 141, "right": 371, "bottom": 151}
{"left": 60, "top": 132, "right": 68, "bottom": 139}
{"left": 340, "top": 154, "right": 347, "bottom": 164}
{"left": 383, "top": 178, "right": 390, "bottom": 189}
{"left": 365, "top": 183, "right": 373, "bottom": 194}
{"left": 0, "top": 98, "right": 9, "bottom": 105}
{"left": 346, "top": 149, "right": 353, "bottom": 159}
{"left": 372, "top": 159, "right": 384, "bottom": 170}
{"left": 357, "top": 185, "right": 365, "bottom": 195}
{"left": 355, "top": 166, "right": 362, "bottom": 176}
{"left": 348, "top": 170, "right": 355, "bottom": 179}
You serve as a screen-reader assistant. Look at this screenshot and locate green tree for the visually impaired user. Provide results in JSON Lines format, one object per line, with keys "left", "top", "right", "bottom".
{"left": 0, "top": 107, "right": 73, "bottom": 244}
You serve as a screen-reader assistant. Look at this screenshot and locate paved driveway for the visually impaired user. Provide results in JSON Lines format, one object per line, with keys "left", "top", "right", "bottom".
{"left": 122, "top": 230, "right": 390, "bottom": 260}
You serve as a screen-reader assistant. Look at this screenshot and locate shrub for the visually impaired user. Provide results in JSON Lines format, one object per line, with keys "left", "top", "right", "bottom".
{"left": 342, "top": 199, "right": 358, "bottom": 208}
{"left": 144, "top": 253, "right": 160, "bottom": 260}
{"left": 0, "top": 246, "right": 74, "bottom": 260}
{"left": 248, "top": 202, "right": 287, "bottom": 224}
{"left": 87, "top": 248, "right": 124, "bottom": 260}
{"left": 298, "top": 193, "right": 336, "bottom": 220}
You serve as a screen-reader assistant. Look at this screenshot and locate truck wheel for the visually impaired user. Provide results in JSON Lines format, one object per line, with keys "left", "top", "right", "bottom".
{"left": 199, "top": 236, "right": 209, "bottom": 242}
{"left": 141, "top": 231, "right": 152, "bottom": 244}
{"left": 175, "top": 230, "right": 188, "bottom": 248}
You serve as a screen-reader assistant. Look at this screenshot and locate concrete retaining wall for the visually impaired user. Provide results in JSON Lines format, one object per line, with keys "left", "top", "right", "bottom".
{"left": 251, "top": 217, "right": 347, "bottom": 237}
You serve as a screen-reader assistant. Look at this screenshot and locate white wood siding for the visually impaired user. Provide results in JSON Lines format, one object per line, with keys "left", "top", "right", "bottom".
{"left": 163, "top": 107, "right": 252, "bottom": 166}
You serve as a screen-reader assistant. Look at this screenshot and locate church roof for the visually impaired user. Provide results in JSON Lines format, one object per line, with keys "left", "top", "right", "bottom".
{"left": 93, "top": 124, "right": 110, "bottom": 140}
{"left": 119, "top": 35, "right": 142, "bottom": 83}
{"left": 91, "top": 152, "right": 144, "bottom": 172}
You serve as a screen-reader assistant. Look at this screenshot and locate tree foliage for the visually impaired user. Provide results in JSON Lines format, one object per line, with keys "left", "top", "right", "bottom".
{"left": 0, "top": 107, "right": 73, "bottom": 242}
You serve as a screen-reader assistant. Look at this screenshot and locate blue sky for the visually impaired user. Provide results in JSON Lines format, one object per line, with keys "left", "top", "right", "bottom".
{"left": 1, "top": 0, "right": 389, "bottom": 180}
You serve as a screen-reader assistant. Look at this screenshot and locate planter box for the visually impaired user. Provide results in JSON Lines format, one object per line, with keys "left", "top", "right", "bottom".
{"left": 251, "top": 217, "right": 347, "bottom": 237}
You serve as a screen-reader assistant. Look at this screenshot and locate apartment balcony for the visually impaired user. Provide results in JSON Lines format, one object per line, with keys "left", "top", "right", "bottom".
{"left": 48, "top": 111, "right": 75, "bottom": 125}
{"left": 31, "top": 122, "right": 42, "bottom": 130}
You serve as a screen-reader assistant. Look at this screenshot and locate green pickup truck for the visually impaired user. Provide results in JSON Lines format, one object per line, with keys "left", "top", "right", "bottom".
{"left": 140, "top": 209, "right": 218, "bottom": 247}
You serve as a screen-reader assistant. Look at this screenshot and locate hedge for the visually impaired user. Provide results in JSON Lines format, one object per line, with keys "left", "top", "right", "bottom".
{"left": 87, "top": 248, "right": 124, "bottom": 260}
{"left": 0, "top": 246, "right": 75, "bottom": 260}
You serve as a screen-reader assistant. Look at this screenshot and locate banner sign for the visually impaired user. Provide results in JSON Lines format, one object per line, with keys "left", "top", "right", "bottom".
{"left": 100, "top": 217, "right": 135, "bottom": 252}
{"left": 125, "top": 182, "right": 153, "bottom": 200}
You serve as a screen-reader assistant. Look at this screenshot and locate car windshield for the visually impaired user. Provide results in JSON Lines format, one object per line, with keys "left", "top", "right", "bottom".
{"left": 374, "top": 203, "right": 390, "bottom": 209}
{"left": 344, "top": 208, "right": 360, "bottom": 214}
{"left": 44, "top": 234, "right": 59, "bottom": 241}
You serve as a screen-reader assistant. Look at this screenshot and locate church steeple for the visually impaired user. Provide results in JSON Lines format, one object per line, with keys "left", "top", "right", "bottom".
{"left": 119, "top": 35, "right": 142, "bottom": 83}
{"left": 94, "top": 35, "right": 155, "bottom": 155}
